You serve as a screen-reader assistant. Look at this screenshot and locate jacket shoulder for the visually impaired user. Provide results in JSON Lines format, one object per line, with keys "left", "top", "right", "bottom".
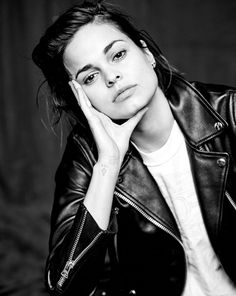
{"left": 190, "top": 81, "right": 236, "bottom": 116}
{"left": 191, "top": 81, "right": 236, "bottom": 101}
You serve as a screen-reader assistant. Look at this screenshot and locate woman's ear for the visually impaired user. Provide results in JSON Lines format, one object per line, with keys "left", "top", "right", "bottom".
{"left": 140, "top": 40, "right": 156, "bottom": 68}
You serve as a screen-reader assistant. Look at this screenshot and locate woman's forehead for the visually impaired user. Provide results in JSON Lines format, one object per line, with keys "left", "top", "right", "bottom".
{"left": 64, "top": 23, "right": 130, "bottom": 68}
{"left": 74, "top": 22, "right": 128, "bottom": 46}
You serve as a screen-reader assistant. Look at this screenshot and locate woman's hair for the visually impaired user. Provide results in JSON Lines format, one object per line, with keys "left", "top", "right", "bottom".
{"left": 32, "top": 0, "right": 181, "bottom": 127}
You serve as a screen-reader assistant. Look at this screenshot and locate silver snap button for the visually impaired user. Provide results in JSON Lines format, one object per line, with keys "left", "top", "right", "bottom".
{"left": 129, "top": 290, "right": 136, "bottom": 295}
{"left": 114, "top": 207, "right": 119, "bottom": 214}
{"left": 214, "top": 122, "right": 223, "bottom": 131}
{"left": 217, "top": 158, "right": 226, "bottom": 167}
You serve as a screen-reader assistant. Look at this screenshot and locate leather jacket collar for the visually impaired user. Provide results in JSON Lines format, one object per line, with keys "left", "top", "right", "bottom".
{"left": 167, "top": 76, "right": 227, "bottom": 146}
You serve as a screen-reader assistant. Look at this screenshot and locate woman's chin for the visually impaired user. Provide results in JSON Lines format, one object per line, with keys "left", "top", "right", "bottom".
{"left": 109, "top": 101, "right": 149, "bottom": 123}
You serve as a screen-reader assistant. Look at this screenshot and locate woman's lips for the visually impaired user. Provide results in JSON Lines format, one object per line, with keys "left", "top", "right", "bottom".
{"left": 114, "top": 85, "right": 137, "bottom": 102}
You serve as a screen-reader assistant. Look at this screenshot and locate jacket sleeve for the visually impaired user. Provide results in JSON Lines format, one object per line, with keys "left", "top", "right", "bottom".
{"left": 45, "top": 133, "right": 117, "bottom": 296}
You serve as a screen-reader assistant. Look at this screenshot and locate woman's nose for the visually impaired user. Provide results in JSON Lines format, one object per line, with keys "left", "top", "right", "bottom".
{"left": 106, "top": 72, "right": 122, "bottom": 87}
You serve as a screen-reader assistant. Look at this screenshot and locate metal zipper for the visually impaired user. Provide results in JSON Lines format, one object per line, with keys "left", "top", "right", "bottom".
{"left": 57, "top": 206, "right": 120, "bottom": 289}
{"left": 57, "top": 231, "right": 103, "bottom": 289}
{"left": 48, "top": 201, "right": 85, "bottom": 267}
{"left": 57, "top": 210, "right": 88, "bottom": 288}
{"left": 115, "top": 191, "right": 183, "bottom": 245}
{"left": 226, "top": 191, "right": 236, "bottom": 211}
{"left": 115, "top": 189, "right": 185, "bottom": 248}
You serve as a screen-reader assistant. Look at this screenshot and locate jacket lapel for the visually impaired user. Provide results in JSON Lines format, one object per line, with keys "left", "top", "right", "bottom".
{"left": 167, "top": 77, "right": 227, "bottom": 146}
{"left": 117, "top": 147, "right": 181, "bottom": 239}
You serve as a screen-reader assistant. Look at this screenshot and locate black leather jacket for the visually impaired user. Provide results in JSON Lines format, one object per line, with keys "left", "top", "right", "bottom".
{"left": 45, "top": 76, "right": 236, "bottom": 296}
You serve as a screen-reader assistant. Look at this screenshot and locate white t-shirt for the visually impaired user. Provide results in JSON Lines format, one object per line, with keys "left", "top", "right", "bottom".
{"left": 132, "top": 121, "right": 236, "bottom": 296}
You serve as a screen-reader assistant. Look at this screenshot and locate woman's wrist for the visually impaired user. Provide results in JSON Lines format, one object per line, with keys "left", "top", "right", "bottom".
{"left": 96, "top": 155, "right": 121, "bottom": 173}
{"left": 84, "top": 157, "right": 121, "bottom": 230}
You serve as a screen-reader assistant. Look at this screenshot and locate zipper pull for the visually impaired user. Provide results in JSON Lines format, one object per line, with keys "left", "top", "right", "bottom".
{"left": 57, "top": 260, "right": 74, "bottom": 288}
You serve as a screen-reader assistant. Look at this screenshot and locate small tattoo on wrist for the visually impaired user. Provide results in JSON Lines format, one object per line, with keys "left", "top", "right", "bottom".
{"left": 101, "top": 164, "right": 108, "bottom": 176}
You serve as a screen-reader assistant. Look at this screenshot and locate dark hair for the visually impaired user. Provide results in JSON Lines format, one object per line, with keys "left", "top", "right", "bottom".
{"left": 32, "top": 0, "right": 181, "bottom": 127}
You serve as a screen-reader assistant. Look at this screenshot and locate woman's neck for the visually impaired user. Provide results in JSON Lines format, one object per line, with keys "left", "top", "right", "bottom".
{"left": 131, "top": 87, "right": 174, "bottom": 153}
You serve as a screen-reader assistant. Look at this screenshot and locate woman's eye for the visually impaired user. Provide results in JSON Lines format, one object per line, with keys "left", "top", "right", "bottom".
{"left": 113, "top": 50, "right": 126, "bottom": 61}
{"left": 84, "top": 73, "right": 97, "bottom": 85}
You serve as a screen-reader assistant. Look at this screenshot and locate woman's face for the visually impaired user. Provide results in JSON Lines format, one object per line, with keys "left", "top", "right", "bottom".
{"left": 64, "top": 22, "right": 158, "bottom": 120}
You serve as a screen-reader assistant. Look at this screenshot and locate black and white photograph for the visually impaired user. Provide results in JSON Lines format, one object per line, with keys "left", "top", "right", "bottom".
{"left": 1, "top": 0, "right": 236, "bottom": 295}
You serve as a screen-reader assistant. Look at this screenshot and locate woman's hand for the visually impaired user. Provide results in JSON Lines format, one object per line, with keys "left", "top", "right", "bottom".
{"left": 69, "top": 80, "right": 148, "bottom": 167}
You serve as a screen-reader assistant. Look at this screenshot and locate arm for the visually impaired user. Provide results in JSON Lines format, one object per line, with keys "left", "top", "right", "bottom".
{"left": 70, "top": 80, "right": 147, "bottom": 230}
{"left": 45, "top": 80, "right": 148, "bottom": 295}
{"left": 45, "top": 135, "right": 118, "bottom": 296}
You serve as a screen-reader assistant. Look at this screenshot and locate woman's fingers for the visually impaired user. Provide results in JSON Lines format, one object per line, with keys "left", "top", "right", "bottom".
{"left": 69, "top": 79, "right": 147, "bottom": 135}
{"left": 71, "top": 80, "right": 91, "bottom": 106}
{"left": 69, "top": 81, "right": 80, "bottom": 106}
{"left": 68, "top": 79, "right": 148, "bottom": 159}
{"left": 123, "top": 107, "right": 149, "bottom": 135}
{"left": 69, "top": 80, "right": 94, "bottom": 121}
{"left": 69, "top": 80, "right": 111, "bottom": 136}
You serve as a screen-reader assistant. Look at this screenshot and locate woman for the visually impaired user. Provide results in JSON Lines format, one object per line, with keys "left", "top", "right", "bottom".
{"left": 32, "top": 1, "right": 236, "bottom": 295}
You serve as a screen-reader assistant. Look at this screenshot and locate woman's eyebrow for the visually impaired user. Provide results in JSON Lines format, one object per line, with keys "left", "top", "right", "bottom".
{"left": 75, "top": 39, "right": 125, "bottom": 79}
{"left": 103, "top": 39, "right": 124, "bottom": 54}
{"left": 75, "top": 64, "right": 93, "bottom": 79}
